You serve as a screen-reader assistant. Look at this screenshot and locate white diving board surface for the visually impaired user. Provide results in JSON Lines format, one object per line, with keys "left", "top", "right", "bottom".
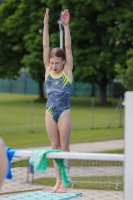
{"left": 0, "top": 191, "right": 82, "bottom": 200}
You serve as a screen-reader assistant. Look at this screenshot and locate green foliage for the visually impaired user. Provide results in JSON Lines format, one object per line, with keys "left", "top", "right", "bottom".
{"left": 59, "top": 0, "right": 133, "bottom": 103}
{"left": 1, "top": 0, "right": 133, "bottom": 103}
{"left": 115, "top": 49, "right": 133, "bottom": 90}
{"left": 0, "top": 0, "right": 23, "bottom": 78}
{"left": 0, "top": 0, "right": 62, "bottom": 100}
{"left": 0, "top": 0, "right": 61, "bottom": 80}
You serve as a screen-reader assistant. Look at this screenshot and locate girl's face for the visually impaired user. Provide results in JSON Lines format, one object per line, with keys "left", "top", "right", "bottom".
{"left": 50, "top": 56, "right": 65, "bottom": 74}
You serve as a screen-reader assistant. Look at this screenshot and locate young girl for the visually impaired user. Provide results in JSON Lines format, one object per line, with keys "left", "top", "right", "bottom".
{"left": 43, "top": 8, "right": 73, "bottom": 193}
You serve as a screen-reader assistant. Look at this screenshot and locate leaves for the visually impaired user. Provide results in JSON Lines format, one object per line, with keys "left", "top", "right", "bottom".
{"left": 0, "top": 0, "right": 133, "bottom": 102}
{"left": 115, "top": 49, "right": 133, "bottom": 91}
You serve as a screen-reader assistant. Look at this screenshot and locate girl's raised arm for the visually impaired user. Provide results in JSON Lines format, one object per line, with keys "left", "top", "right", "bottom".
{"left": 61, "top": 9, "right": 73, "bottom": 71}
{"left": 43, "top": 8, "right": 50, "bottom": 69}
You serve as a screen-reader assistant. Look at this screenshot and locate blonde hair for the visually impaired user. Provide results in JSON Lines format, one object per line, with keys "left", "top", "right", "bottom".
{"left": 50, "top": 47, "right": 66, "bottom": 60}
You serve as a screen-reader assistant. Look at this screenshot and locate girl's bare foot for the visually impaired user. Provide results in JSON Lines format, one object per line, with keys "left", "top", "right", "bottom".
{"left": 50, "top": 180, "right": 62, "bottom": 193}
{"left": 56, "top": 183, "right": 67, "bottom": 193}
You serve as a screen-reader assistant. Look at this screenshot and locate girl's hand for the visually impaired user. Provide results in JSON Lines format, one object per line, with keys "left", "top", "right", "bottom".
{"left": 44, "top": 8, "right": 49, "bottom": 25}
{"left": 61, "top": 9, "right": 70, "bottom": 26}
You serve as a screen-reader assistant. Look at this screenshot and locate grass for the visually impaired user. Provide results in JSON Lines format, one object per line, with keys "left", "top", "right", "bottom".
{"left": 0, "top": 93, "right": 124, "bottom": 192}
{"left": 101, "top": 149, "right": 124, "bottom": 154}
{"left": 0, "top": 93, "right": 124, "bottom": 148}
{"left": 0, "top": 127, "right": 124, "bottom": 148}
{"left": 34, "top": 177, "right": 123, "bottom": 191}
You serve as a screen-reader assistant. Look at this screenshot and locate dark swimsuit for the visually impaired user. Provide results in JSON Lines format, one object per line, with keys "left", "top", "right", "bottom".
{"left": 45, "top": 71, "right": 71, "bottom": 122}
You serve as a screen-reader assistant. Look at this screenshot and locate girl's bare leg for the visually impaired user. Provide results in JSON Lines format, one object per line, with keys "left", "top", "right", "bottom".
{"left": 56, "top": 109, "right": 71, "bottom": 193}
{"left": 45, "top": 111, "right": 62, "bottom": 192}
{"left": 45, "top": 109, "right": 71, "bottom": 193}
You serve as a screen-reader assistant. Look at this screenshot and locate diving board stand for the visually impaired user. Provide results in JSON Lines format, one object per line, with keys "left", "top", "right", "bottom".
{"left": 124, "top": 92, "right": 133, "bottom": 200}
{"left": 0, "top": 191, "right": 82, "bottom": 200}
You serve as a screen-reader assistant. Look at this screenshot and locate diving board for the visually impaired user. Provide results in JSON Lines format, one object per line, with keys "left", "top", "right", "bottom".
{"left": 1, "top": 190, "right": 82, "bottom": 200}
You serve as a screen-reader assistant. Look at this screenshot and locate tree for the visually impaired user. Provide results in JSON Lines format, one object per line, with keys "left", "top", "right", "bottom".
{"left": 60, "top": 0, "right": 133, "bottom": 104}
{"left": 115, "top": 49, "right": 133, "bottom": 91}
{"left": 20, "top": 0, "right": 62, "bottom": 101}
{"left": 0, "top": 0, "right": 62, "bottom": 101}
{"left": 0, "top": 0, "right": 23, "bottom": 78}
{"left": 114, "top": 8, "right": 133, "bottom": 91}
{"left": 1, "top": 0, "right": 133, "bottom": 103}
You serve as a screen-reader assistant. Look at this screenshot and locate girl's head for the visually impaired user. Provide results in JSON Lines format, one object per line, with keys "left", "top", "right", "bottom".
{"left": 50, "top": 47, "right": 66, "bottom": 60}
{"left": 49, "top": 48, "right": 66, "bottom": 73}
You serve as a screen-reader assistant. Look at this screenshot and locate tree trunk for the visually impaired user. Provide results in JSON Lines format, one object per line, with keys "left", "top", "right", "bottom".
{"left": 98, "top": 79, "right": 107, "bottom": 105}
{"left": 38, "top": 80, "right": 45, "bottom": 102}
